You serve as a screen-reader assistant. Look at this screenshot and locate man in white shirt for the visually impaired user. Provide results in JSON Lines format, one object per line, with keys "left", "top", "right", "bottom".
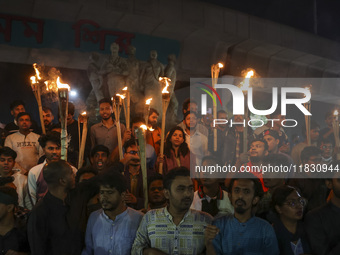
{"left": 4, "top": 112, "right": 43, "bottom": 173}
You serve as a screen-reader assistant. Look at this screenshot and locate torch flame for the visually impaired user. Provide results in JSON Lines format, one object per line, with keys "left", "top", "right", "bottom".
{"left": 122, "top": 87, "right": 128, "bottom": 91}
{"left": 148, "top": 127, "right": 154, "bottom": 131}
{"left": 334, "top": 110, "right": 339, "bottom": 116}
{"left": 30, "top": 76, "right": 38, "bottom": 84}
{"left": 159, "top": 77, "right": 171, "bottom": 94}
{"left": 56, "top": 77, "right": 70, "bottom": 90}
{"left": 140, "top": 124, "right": 148, "bottom": 131}
{"left": 33, "top": 63, "right": 42, "bottom": 80}
{"left": 116, "top": 93, "right": 126, "bottom": 100}
{"left": 218, "top": 62, "right": 224, "bottom": 68}
{"left": 82, "top": 111, "right": 87, "bottom": 115}
{"left": 239, "top": 69, "right": 255, "bottom": 91}
{"left": 146, "top": 98, "right": 152, "bottom": 105}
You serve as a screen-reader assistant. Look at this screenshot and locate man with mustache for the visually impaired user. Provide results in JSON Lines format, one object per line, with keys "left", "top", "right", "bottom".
{"left": 27, "top": 131, "right": 76, "bottom": 209}
{"left": 132, "top": 167, "right": 213, "bottom": 255}
{"left": 82, "top": 172, "right": 143, "bottom": 255}
{"left": 205, "top": 173, "right": 279, "bottom": 255}
{"left": 42, "top": 106, "right": 54, "bottom": 131}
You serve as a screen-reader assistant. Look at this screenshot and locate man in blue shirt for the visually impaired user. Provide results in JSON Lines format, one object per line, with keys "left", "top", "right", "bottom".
{"left": 82, "top": 171, "right": 143, "bottom": 255}
{"left": 205, "top": 173, "right": 279, "bottom": 255}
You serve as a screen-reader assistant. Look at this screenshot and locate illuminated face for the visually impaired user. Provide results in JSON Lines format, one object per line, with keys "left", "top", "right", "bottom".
{"left": 100, "top": 185, "right": 123, "bottom": 211}
{"left": 249, "top": 141, "right": 268, "bottom": 158}
{"left": 11, "top": 105, "right": 25, "bottom": 118}
{"left": 164, "top": 176, "right": 194, "bottom": 212}
{"left": 320, "top": 143, "right": 333, "bottom": 158}
{"left": 170, "top": 130, "right": 184, "bottom": 147}
{"left": 99, "top": 102, "right": 112, "bottom": 121}
{"left": 230, "top": 179, "right": 258, "bottom": 215}
{"left": 148, "top": 180, "right": 166, "bottom": 206}
{"left": 43, "top": 110, "right": 54, "bottom": 126}
{"left": 275, "top": 190, "right": 304, "bottom": 221}
{"left": 184, "top": 113, "right": 197, "bottom": 130}
{"left": 148, "top": 112, "right": 158, "bottom": 126}
{"left": 17, "top": 115, "right": 31, "bottom": 132}
{"left": 91, "top": 151, "right": 108, "bottom": 171}
{"left": 188, "top": 103, "right": 198, "bottom": 113}
{"left": 310, "top": 128, "right": 320, "bottom": 142}
{"left": 44, "top": 141, "right": 61, "bottom": 163}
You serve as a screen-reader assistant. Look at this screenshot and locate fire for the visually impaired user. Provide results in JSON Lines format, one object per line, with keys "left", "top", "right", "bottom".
{"left": 82, "top": 111, "right": 87, "bottom": 115}
{"left": 30, "top": 76, "right": 38, "bottom": 84}
{"left": 116, "top": 93, "right": 126, "bottom": 100}
{"left": 148, "top": 127, "right": 154, "bottom": 132}
{"left": 218, "top": 63, "right": 224, "bottom": 68}
{"left": 146, "top": 98, "right": 152, "bottom": 105}
{"left": 56, "top": 77, "right": 70, "bottom": 90}
{"left": 140, "top": 124, "right": 148, "bottom": 131}
{"left": 239, "top": 69, "right": 255, "bottom": 91}
{"left": 159, "top": 77, "right": 171, "bottom": 94}
{"left": 334, "top": 110, "right": 339, "bottom": 116}
{"left": 33, "top": 63, "right": 42, "bottom": 80}
{"left": 122, "top": 87, "right": 128, "bottom": 91}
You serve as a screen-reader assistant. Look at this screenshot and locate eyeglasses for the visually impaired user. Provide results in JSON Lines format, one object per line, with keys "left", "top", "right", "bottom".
{"left": 283, "top": 198, "right": 307, "bottom": 208}
{"left": 127, "top": 150, "right": 139, "bottom": 155}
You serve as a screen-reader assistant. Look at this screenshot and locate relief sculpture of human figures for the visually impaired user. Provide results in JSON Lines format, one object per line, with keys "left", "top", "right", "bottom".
{"left": 140, "top": 50, "right": 164, "bottom": 116}
{"left": 87, "top": 52, "right": 104, "bottom": 103}
{"left": 164, "top": 54, "right": 178, "bottom": 122}
{"left": 100, "top": 42, "right": 128, "bottom": 98}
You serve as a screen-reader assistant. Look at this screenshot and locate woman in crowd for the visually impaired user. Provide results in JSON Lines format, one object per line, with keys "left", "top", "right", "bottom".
{"left": 156, "top": 126, "right": 195, "bottom": 175}
{"left": 271, "top": 185, "right": 311, "bottom": 255}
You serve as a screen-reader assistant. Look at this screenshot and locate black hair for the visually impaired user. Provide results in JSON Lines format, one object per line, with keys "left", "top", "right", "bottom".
{"left": 148, "top": 173, "right": 163, "bottom": 189}
{"left": 10, "top": 100, "right": 25, "bottom": 111}
{"left": 217, "top": 110, "right": 227, "bottom": 116}
{"left": 42, "top": 106, "right": 53, "bottom": 113}
{"left": 201, "top": 155, "right": 220, "bottom": 166}
{"left": 0, "top": 147, "right": 17, "bottom": 160}
{"left": 123, "top": 138, "right": 137, "bottom": 153}
{"left": 302, "top": 120, "right": 320, "bottom": 137}
{"left": 98, "top": 172, "right": 127, "bottom": 194}
{"left": 163, "top": 167, "right": 190, "bottom": 191}
{"left": 149, "top": 108, "right": 159, "bottom": 117}
{"left": 229, "top": 172, "right": 264, "bottom": 199}
{"left": 131, "top": 116, "right": 145, "bottom": 125}
{"left": 164, "top": 126, "right": 189, "bottom": 158}
{"left": 262, "top": 153, "right": 290, "bottom": 167}
{"left": 250, "top": 138, "right": 269, "bottom": 151}
{"left": 90, "top": 145, "right": 109, "bottom": 158}
{"left": 16, "top": 112, "right": 31, "bottom": 122}
{"left": 98, "top": 98, "right": 112, "bottom": 106}
{"left": 300, "top": 146, "right": 322, "bottom": 164}
{"left": 75, "top": 166, "right": 98, "bottom": 183}
{"left": 182, "top": 98, "right": 197, "bottom": 114}
{"left": 183, "top": 110, "right": 198, "bottom": 121}
{"left": 38, "top": 131, "right": 61, "bottom": 148}
{"left": 48, "top": 123, "right": 61, "bottom": 132}
{"left": 0, "top": 186, "right": 18, "bottom": 206}
{"left": 271, "top": 185, "right": 299, "bottom": 210}
{"left": 318, "top": 138, "right": 333, "bottom": 148}
{"left": 43, "top": 160, "right": 72, "bottom": 186}
{"left": 68, "top": 102, "right": 75, "bottom": 116}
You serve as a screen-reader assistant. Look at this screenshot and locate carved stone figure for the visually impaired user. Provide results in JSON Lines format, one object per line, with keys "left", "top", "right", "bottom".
{"left": 87, "top": 52, "right": 104, "bottom": 102}
{"left": 164, "top": 54, "right": 178, "bottom": 121}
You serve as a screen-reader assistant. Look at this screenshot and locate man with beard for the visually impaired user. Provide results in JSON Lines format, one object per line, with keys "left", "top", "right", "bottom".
{"left": 182, "top": 111, "right": 208, "bottom": 166}
{"left": 27, "top": 131, "right": 77, "bottom": 209}
{"left": 42, "top": 106, "right": 54, "bottom": 131}
{"left": 191, "top": 156, "right": 234, "bottom": 218}
{"left": 82, "top": 172, "right": 143, "bottom": 255}
{"left": 205, "top": 173, "right": 279, "bottom": 255}
{"left": 147, "top": 174, "right": 166, "bottom": 210}
{"left": 132, "top": 167, "right": 213, "bottom": 255}
{"left": 4, "top": 112, "right": 43, "bottom": 174}
{"left": 146, "top": 108, "right": 161, "bottom": 155}
{"left": 90, "top": 98, "right": 126, "bottom": 154}
{"left": 27, "top": 160, "right": 76, "bottom": 255}
{"left": 90, "top": 145, "right": 110, "bottom": 172}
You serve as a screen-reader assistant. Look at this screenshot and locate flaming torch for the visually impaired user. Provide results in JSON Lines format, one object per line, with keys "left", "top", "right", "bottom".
{"left": 117, "top": 93, "right": 126, "bottom": 126}
{"left": 78, "top": 111, "right": 88, "bottom": 168}
{"left": 303, "top": 86, "right": 312, "bottom": 146}
{"left": 333, "top": 110, "right": 340, "bottom": 159}
{"left": 30, "top": 63, "right": 46, "bottom": 134}
{"left": 239, "top": 69, "right": 254, "bottom": 153}
{"left": 145, "top": 98, "right": 152, "bottom": 127}
{"left": 211, "top": 63, "right": 224, "bottom": 152}
{"left": 122, "top": 87, "right": 130, "bottom": 130}
{"left": 57, "top": 77, "right": 70, "bottom": 160}
{"left": 112, "top": 95, "right": 124, "bottom": 160}
{"left": 135, "top": 124, "right": 148, "bottom": 209}
{"left": 158, "top": 77, "right": 171, "bottom": 174}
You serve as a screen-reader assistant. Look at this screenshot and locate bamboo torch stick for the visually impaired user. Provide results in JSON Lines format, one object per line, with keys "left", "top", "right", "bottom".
{"left": 211, "top": 63, "right": 223, "bottom": 152}
{"left": 135, "top": 124, "right": 148, "bottom": 209}
{"left": 112, "top": 95, "right": 124, "bottom": 160}
{"left": 158, "top": 77, "right": 171, "bottom": 174}
{"left": 122, "top": 87, "right": 130, "bottom": 130}
{"left": 31, "top": 63, "right": 46, "bottom": 134}
{"left": 78, "top": 111, "right": 88, "bottom": 168}
{"left": 239, "top": 70, "right": 254, "bottom": 153}
{"left": 57, "top": 77, "right": 70, "bottom": 161}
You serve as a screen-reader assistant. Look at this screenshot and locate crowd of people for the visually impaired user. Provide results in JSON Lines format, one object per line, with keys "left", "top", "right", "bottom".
{"left": 0, "top": 97, "right": 338, "bottom": 255}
